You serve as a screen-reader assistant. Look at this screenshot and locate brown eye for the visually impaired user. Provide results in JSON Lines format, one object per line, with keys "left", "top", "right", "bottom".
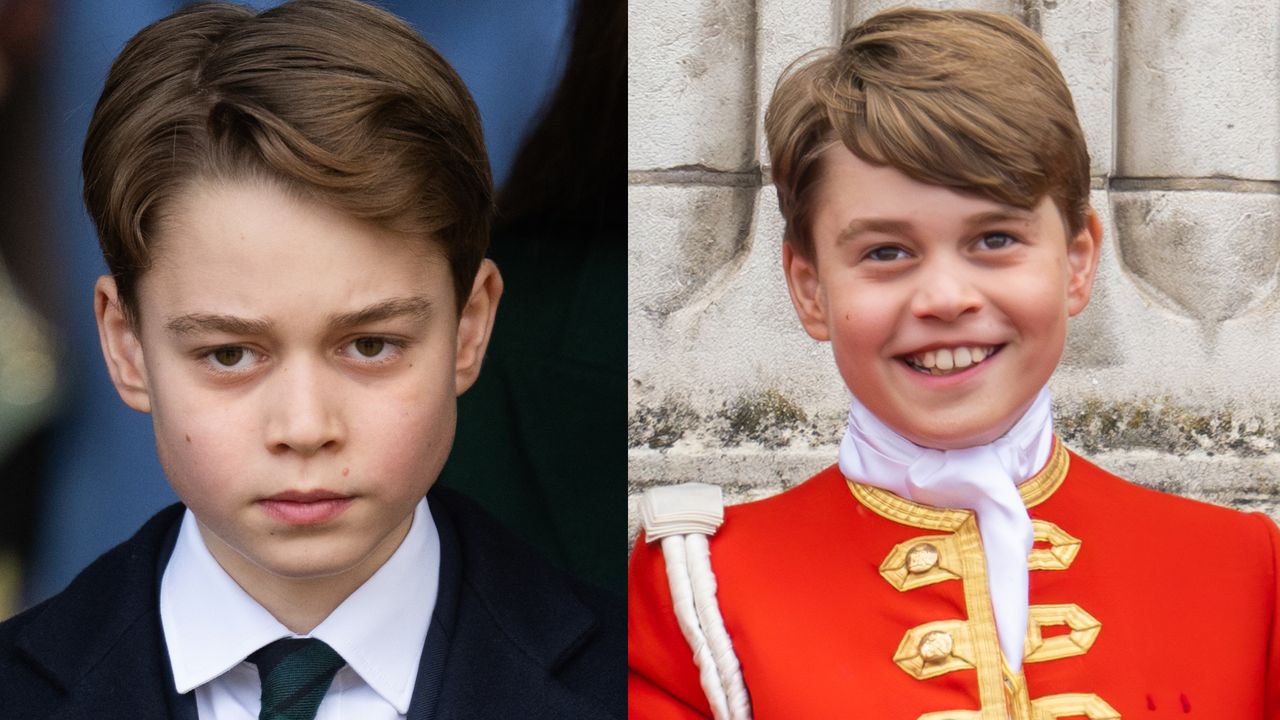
{"left": 212, "top": 347, "right": 244, "bottom": 366}
{"left": 354, "top": 338, "right": 385, "bottom": 357}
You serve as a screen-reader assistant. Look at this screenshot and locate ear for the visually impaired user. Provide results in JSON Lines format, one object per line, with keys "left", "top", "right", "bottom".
{"left": 454, "top": 259, "right": 503, "bottom": 394}
{"left": 94, "top": 275, "right": 152, "bottom": 413}
{"left": 782, "top": 242, "right": 830, "bottom": 341}
{"left": 1065, "top": 207, "right": 1103, "bottom": 317}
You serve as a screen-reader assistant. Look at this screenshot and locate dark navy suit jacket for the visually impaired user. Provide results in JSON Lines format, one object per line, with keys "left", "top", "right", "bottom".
{"left": 0, "top": 488, "right": 623, "bottom": 719}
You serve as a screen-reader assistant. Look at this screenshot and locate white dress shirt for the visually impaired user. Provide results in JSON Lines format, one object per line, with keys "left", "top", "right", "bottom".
{"left": 160, "top": 497, "right": 440, "bottom": 719}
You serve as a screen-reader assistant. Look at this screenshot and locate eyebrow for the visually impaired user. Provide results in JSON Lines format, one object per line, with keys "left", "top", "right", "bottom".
{"left": 963, "top": 209, "right": 1034, "bottom": 227}
{"left": 837, "top": 218, "right": 913, "bottom": 243}
{"left": 165, "top": 313, "right": 271, "bottom": 337}
{"left": 164, "top": 296, "right": 435, "bottom": 338}
{"left": 325, "top": 296, "right": 434, "bottom": 330}
{"left": 836, "top": 208, "right": 1034, "bottom": 243}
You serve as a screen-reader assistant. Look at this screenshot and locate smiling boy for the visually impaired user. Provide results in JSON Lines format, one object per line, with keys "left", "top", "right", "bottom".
{"left": 629, "top": 8, "right": 1279, "bottom": 719}
{"left": 0, "top": 1, "right": 622, "bottom": 718}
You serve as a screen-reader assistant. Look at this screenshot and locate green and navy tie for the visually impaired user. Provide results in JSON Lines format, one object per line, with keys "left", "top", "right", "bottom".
{"left": 248, "top": 638, "right": 347, "bottom": 720}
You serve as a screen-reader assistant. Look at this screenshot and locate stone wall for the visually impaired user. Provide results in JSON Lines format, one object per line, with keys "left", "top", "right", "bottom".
{"left": 628, "top": 0, "right": 1280, "bottom": 542}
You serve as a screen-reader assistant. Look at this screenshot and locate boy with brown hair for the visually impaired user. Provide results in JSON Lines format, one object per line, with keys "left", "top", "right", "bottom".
{"left": 629, "top": 8, "right": 1279, "bottom": 719}
{"left": 0, "top": 1, "right": 622, "bottom": 718}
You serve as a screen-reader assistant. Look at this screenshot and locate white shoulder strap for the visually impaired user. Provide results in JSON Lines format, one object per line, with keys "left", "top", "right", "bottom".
{"left": 640, "top": 484, "right": 752, "bottom": 720}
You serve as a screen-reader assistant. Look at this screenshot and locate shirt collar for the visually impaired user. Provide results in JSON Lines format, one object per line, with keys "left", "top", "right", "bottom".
{"left": 160, "top": 497, "right": 439, "bottom": 714}
{"left": 311, "top": 497, "right": 439, "bottom": 713}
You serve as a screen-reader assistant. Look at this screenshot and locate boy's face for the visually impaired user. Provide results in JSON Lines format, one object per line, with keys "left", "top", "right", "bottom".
{"left": 96, "top": 179, "right": 500, "bottom": 590}
{"left": 785, "top": 147, "right": 1100, "bottom": 449}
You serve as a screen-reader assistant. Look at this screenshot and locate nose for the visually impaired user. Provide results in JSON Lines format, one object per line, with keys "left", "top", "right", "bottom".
{"left": 909, "top": 257, "right": 984, "bottom": 322}
{"left": 263, "top": 359, "right": 345, "bottom": 456}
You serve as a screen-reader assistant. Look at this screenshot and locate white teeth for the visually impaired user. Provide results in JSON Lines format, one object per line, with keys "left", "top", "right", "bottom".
{"left": 905, "top": 345, "right": 997, "bottom": 375}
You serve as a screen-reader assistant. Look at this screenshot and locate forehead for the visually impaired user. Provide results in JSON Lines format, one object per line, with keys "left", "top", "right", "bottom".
{"left": 138, "top": 179, "right": 450, "bottom": 326}
{"left": 810, "top": 145, "right": 1063, "bottom": 241}
{"left": 803, "top": 146, "right": 1085, "bottom": 254}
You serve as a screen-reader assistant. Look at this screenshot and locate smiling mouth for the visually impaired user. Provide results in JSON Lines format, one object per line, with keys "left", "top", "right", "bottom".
{"left": 902, "top": 345, "right": 1003, "bottom": 376}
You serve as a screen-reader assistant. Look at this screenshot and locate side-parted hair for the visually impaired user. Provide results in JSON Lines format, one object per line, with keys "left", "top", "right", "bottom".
{"left": 764, "top": 8, "right": 1090, "bottom": 259}
{"left": 83, "top": 0, "right": 492, "bottom": 324}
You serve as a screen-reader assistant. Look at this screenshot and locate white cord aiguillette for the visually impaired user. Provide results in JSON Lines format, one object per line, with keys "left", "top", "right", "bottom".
{"left": 640, "top": 483, "right": 751, "bottom": 720}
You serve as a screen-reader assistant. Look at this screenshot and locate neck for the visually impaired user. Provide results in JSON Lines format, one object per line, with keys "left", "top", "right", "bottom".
{"left": 196, "top": 515, "right": 413, "bottom": 634}
{"left": 840, "top": 386, "right": 1055, "bottom": 491}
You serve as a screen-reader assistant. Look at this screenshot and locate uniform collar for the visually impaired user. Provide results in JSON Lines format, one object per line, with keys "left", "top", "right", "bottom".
{"left": 847, "top": 440, "right": 1069, "bottom": 530}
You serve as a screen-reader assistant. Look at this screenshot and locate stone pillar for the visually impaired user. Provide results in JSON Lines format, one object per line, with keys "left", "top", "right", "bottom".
{"left": 628, "top": 0, "right": 1280, "bottom": 543}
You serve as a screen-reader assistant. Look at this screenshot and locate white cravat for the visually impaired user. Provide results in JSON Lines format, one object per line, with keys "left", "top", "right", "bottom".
{"left": 837, "top": 387, "right": 1053, "bottom": 671}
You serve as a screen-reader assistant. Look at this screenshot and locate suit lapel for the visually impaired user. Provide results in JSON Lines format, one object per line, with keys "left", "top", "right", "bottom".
{"left": 404, "top": 491, "right": 461, "bottom": 720}
{"left": 422, "top": 489, "right": 617, "bottom": 719}
{"left": 432, "top": 602, "right": 614, "bottom": 719}
{"left": 16, "top": 505, "right": 191, "bottom": 720}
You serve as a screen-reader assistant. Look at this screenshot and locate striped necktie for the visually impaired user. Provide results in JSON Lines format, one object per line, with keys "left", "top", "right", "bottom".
{"left": 248, "top": 638, "right": 347, "bottom": 720}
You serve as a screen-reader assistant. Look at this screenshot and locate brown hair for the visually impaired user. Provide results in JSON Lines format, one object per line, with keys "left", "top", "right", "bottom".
{"left": 83, "top": 0, "right": 492, "bottom": 324}
{"left": 764, "top": 8, "right": 1090, "bottom": 259}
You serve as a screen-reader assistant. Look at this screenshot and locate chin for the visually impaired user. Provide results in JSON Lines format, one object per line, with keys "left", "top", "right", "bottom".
{"left": 245, "top": 538, "right": 368, "bottom": 580}
{"left": 897, "top": 417, "right": 1011, "bottom": 450}
{"left": 259, "top": 555, "right": 361, "bottom": 581}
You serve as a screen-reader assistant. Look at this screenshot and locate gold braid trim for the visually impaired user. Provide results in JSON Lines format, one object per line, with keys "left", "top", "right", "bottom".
{"left": 1023, "top": 604, "right": 1101, "bottom": 664}
{"left": 920, "top": 693, "right": 1121, "bottom": 720}
{"left": 1019, "top": 441, "right": 1069, "bottom": 508}
{"left": 1028, "top": 520, "right": 1081, "bottom": 571}
{"left": 893, "top": 618, "right": 976, "bottom": 680}
{"left": 954, "top": 516, "right": 1009, "bottom": 718}
{"left": 888, "top": 519, "right": 1009, "bottom": 717}
{"left": 851, "top": 440, "right": 1080, "bottom": 720}
{"left": 848, "top": 480, "right": 969, "bottom": 530}
{"left": 880, "top": 534, "right": 963, "bottom": 591}
{"left": 847, "top": 440, "right": 1069, "bottom": 530}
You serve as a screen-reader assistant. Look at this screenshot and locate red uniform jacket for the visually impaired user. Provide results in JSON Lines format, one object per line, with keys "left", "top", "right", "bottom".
{"left": 629, "top": 443, "right": 1280, "bottom": 719}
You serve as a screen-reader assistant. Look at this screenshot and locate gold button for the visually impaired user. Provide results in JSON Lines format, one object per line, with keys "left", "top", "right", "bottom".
{"left": 905, "top": 543, "right": 940, "bottom": 574}
{"left": 918, "top": 630, "right": 953, "bottom": 662}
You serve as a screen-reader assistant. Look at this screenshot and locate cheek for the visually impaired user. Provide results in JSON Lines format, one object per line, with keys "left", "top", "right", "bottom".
{"left": 1014, "top": 254, "right": 1072, "bottom": 317}
{"left": 1003, "top": 275, "right": 1070, "bottom": 336}
{"left": 994, "top": 271, "right": 1069, "bottom": 373}
{"left": 827, "top": 287, "right": 897, "bottom": 360}
{"left": 151, "top": 407, "right": 249, "bottom": 510}
{"left": 145, "top": 359, "right": 262, "bottom": 505}
{"left": 353, "top": 376, "right": 457, "bottom": 491}
{"left": 150, "top": 373, "right": 247, "bottom": 452}
{"left": 386, "top": 399, "right": 454, "bottom": 461}
{"left": 825, "top": 294, "right": 900, "bottom": 401}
